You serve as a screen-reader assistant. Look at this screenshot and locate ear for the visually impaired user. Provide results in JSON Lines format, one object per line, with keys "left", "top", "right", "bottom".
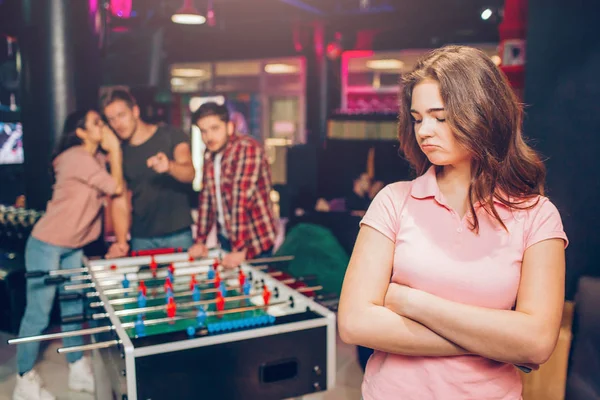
{"left": 75, "top": 127, "right": 86, "bottom": 140}
{"left": 227, "top": 121, "right": 235, "bottom": 136}
{"left": 132, "top": 105, "right": 141, "bottom": 119}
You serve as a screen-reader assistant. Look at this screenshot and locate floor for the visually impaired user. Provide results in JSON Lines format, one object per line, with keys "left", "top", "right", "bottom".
{"left": 0, "top": 330, "right": 363, "bottom": 400}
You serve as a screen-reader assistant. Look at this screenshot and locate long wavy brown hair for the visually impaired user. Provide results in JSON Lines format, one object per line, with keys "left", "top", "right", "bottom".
{"left": 398, "top": 45, "right": 546, "bottom": 232}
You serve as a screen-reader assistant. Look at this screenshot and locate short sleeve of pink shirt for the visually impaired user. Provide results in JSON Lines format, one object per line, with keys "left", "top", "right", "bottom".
{"left": 525, "top": 197, "right": 569, "bottom": 249}
{"left": 360, "top": 182, "right": 411, "bottom": 241}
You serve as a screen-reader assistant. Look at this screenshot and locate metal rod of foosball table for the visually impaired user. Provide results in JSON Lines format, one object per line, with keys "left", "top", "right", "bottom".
{"left": 295, "top": 285, "right": 323, "bottom": 293}
{"left": 79, "top": 268, "right": 237, "bottom": 293}
{"left": 277, "top": 275, "right": 317, "bottom": 285}
{"left": 7, "top": 326, "right": 114, "bottom": 345}
{"left": 25, "top": 267, "right": 89, "bottom": 279}
{"left": 91, "top": 292, "right": 260, "bottom": 320}
{"left": 67, "top": 274, "right": 92, "bottom": 283}
{"left": 64, "top": 282, "right": 97, "bottom": 291}
{"left": 117, "top": 299, "right": 288, "bottom": 330}
{"left": 90, "top": 255, "right": 294, "bottom": 275}
{"left": 55, "top": 299, "right": 292, "bottom": 354}
{"left": 88, "top": 283, "right": 247, "bottom": 308}
{"left": 83, "top": 270, "right": 241, "bottom": 298}
{"left": 84, "top": 258, "right": 289, "bottom": 295}
{"left": 89, "top": 255, "right": 295, "bottom": 288}
{"left": 57, "top": 339, "right": 122, "bottom": 354}
{"left": 92, "top": 268, "right": 238, "bottom": 288}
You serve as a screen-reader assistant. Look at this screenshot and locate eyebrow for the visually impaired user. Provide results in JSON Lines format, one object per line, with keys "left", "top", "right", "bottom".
{"left": 410, "top": 108, "right": 446, "bottom": 113}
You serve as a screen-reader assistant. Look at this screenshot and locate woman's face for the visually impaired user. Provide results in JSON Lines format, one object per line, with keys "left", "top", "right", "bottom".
{"left": 78, "top": 111, "right": 105, "bottom": 145}
{"left": 410, "top": 79, "right": 471, "bottom": 167}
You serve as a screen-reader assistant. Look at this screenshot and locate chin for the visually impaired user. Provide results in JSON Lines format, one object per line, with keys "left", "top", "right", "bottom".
{"left": 425, "top": 156, "right": 451, "bottom": 166}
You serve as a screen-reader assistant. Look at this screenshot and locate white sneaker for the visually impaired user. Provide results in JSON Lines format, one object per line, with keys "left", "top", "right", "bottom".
{"left": 68, "top": 357, "right": 95, "bottom": 394}
{"left": 13, "top": 369, "right": 56, "bottom": 400}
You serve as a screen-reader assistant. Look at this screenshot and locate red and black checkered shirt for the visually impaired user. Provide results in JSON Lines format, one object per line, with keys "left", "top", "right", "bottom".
{"left": 196, "top": 134, "right": 277, "bottom": 259}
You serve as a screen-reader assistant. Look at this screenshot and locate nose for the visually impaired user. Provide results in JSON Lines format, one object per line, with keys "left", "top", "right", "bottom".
{"left": 110, "top": 120, "right": 121, "bottom": 131}
{"left": 415, "top": 117, "right": 436, "bottom": 139}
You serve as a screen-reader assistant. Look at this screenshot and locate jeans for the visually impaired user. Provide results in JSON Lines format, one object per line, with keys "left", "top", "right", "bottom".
{"left": 130, "top": 228, "right": 194, "bottom": 252}
{"left": 17, "top": 236, "right": 84, "bottom": 375}
{"left": 217, "top": 234, "right": 273, "bottom": 258}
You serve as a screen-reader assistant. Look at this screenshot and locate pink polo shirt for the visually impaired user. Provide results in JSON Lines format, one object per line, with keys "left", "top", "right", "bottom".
{"left": 360, "top": 166, "right": 568, "bottom": 400}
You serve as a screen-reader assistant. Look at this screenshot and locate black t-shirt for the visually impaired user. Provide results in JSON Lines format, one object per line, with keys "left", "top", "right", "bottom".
{"left": 122, "top": 125, "right": 193, "bottom": 238}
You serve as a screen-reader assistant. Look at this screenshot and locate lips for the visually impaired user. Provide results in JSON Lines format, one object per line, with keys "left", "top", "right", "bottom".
{"left": 421, "top": 143, "right": 439, "bottom": 150}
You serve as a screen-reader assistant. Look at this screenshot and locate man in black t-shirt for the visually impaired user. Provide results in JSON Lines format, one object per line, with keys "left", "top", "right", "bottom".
{"left": 101, "top": 89, "right": 195, "bottom": 257}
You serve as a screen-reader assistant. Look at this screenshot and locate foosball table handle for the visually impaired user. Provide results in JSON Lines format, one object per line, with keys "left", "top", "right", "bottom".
{"left": 25, "top": 271, "right": 48, "bottom": 278}
{"left": 62, "top": 314, "right": 87, "bottom": 324}
{"left": 58, "top": 293, "right": 82, "bottom": 301}
{"left": 44, "top": 276, "right": 69, "bottom": 285}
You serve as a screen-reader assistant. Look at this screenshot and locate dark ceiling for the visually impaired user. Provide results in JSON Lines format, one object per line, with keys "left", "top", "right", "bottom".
{"left": 0, "top": 0, "right": 506, "bottom": 86}
{"left": 100, "top": 0, "right": 505, "bottom": 60}
{"left": 1, "top": 0, "right": 505, "bottom": 46}
{"left": 104, "top": 0, "right": 504, "bottom": 32}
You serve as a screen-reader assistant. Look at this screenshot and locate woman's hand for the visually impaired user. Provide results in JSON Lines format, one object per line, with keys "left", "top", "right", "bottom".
{"left": 100, "top": 126, "right": 121, "bottom": 153}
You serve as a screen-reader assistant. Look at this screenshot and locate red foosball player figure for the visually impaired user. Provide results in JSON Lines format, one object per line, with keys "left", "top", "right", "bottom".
{"left": 238, "top": 269, "right": 246, "bottom": 287}
{"left": 168, "top": 263, "right": 175, "bottom": 276}
{"left": 164, "top": 277, "right": 173, "bottom": 293}
{"left": 150, "top": 256, "right": 158, "bottom": 278}
{"left": 166, "top": 297, "right": 177, "bottom": 320}
{"left": 262, "top": 285, "right": 271, "bottom": 306}
{"left": 214, "top": 271, "right": 221, "bottom": 289}
{"left": 215, "top": 292, "right": 225, "bottom": 312}
{"left": 189, "top": 275, "right": 198, "bottom": 291}
{"left": 138, "top": 280, "right": 147, "bottom": 296}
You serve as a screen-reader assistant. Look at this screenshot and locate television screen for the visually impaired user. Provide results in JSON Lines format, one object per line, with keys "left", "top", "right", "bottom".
{"left": 0, "top": 122, "right": 23, "bottom": 165}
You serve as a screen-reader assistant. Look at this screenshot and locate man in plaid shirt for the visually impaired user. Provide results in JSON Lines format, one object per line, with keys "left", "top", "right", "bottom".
{"left": 188, "top": 103, "right": 277, "bottom": 268}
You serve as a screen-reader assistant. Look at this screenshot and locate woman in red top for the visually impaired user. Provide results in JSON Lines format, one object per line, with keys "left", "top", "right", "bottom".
{"left": 14, "top": 109, "right": 123, "bottom": 400}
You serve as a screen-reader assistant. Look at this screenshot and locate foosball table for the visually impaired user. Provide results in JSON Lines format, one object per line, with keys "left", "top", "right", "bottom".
{"left": 9, "top": 249, "right": 338, "bottom": 400}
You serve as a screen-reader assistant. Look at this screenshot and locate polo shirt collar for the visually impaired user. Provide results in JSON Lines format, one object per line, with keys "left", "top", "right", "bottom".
{"left": 410, "top": 166, "right": 507, "bottom": 208}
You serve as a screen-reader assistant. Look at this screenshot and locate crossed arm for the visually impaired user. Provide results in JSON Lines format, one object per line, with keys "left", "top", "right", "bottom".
{"left": 337, "top": 225, "right": 565, "bottom": 366}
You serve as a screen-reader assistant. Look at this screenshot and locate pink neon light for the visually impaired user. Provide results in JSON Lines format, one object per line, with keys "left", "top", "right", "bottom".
{"left": 110, "top": 0, "right": 132, "bottom": 18}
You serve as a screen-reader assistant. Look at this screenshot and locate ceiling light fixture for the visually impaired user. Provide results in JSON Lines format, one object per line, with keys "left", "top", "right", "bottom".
{"left": 172, "top": 0, "right": 206, "bottom": 25}
{"left": 366, "top": 59, "right": 405, "bottom": 70}
{"left": 481, "top": 8, "right": 493, "bottom": 20}
{"left": 172, "top": 68, "right": 206, "bottom": 77}
{"left": 170, "top": 77, "right": 186, "bottom": 86}
{"left": 264, "top": 64, "right": 298, "bottom": 74}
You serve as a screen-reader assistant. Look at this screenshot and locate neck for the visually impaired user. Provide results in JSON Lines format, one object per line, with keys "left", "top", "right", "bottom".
{"left": 83, "top": 142, "right": 98, "bottom": 155}
{"left": 436, "top": 162, "right": 472, "bottom": 215}
{"left": 130, "top": 120, "right": 157, "bottom": 146}
{"left": 436, "top": 161, "right": 472, "bottom": 197}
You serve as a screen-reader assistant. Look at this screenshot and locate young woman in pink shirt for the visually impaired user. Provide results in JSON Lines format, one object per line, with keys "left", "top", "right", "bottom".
{"left": 338, "top": 45, "right": 568, "bottom": 400}
{"left": 14, "top": 109, "right": 124, "bottom": 400}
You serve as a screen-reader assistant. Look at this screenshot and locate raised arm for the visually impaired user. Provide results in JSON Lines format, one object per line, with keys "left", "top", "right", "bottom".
{"left": 167, "top": 142, "right": 195, "bottom": 183}
{"left": 338, "top": 225, "right": 469, "bottom": 356}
